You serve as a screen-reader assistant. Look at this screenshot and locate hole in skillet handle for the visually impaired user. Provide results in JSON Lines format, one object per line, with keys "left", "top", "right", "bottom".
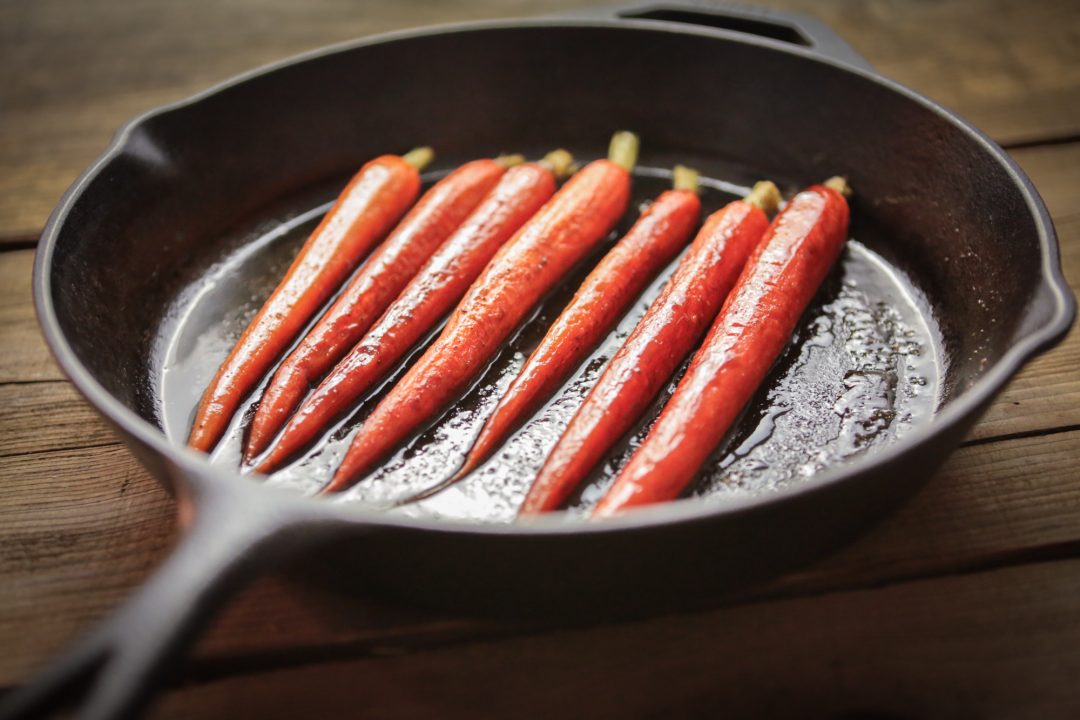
{"left": 557, "top": 2, "right": 875, "bottom": 71}
{"left": 620, "top": 7, "right": 812, "bottom": 46}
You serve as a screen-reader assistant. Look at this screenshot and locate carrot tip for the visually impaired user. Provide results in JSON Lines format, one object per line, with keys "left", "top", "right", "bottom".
{"left": 495, "top": 153, "right": 525, "bottom": 168}
{"left": 539, "top": 149, "right": 575, "bottom": 179}
{"left": 320, "top": 475, "right": 348, "bottom": 495}
{"left": 745, "top": 180, "right": 782, "bottom": 215}
{"left": 824, "top": 175, "right": 853, "bottom": 197}
{"left": 607, "top": 131, "right": 639, "bottom": 172}
{"left": 394, "top": 474, "right": 458, "bottom": 506}
{"left": 403, "top": 146, "right": 435, "bottom": 171}
{"left": 672, "top": 165, "right": 700, "bottom": 193}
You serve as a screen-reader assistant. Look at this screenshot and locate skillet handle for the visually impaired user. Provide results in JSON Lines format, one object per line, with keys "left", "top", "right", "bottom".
{"left": 559, "top": 1, "right": 874, "bottom": 70}
{"left": 0, "top": 463, "right": 327, "bottom": 720}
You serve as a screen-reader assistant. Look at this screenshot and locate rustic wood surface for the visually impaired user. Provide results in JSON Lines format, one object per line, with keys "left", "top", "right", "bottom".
{"left": 1, "top": 0, "right": 1078, "bottom": 717}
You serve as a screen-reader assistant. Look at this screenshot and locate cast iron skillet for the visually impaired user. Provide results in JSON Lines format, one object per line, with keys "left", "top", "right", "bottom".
{"left": 4, "top": 3, "right": 1074, "bottom": 719}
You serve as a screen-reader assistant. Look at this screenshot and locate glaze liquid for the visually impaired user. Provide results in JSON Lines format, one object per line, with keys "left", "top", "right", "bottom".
{"left": 156, "top": 168, "right": 943, "bottom": 522}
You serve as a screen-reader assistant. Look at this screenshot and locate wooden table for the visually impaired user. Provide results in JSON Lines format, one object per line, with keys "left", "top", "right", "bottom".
{"left": 2, "top": 0, "right": 1079, "bottom": 716}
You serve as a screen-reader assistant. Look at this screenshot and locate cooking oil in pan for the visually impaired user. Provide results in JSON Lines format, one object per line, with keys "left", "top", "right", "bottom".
{"left": 392, "top": 241, "right": 940, "bottom": 521}
{"left": 156, "top": 168, "right": 942, "bottom": 522}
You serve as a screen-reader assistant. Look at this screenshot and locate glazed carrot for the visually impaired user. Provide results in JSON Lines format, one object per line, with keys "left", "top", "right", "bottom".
{"left": 322, "top": 132, "right": 639, "bottom": 493}
{"left": 593, "top": 178, "right": 851, "bottom": 517}
{"left": 519, "top": 180, "right": 781, "bottom": 515}
{"left": 188, "top": 148, "right": 432, "bottom": 453}
{"left": 252, "top": 150, "right": 573, "bottom": 472}
{"left": 431, "top": 166, "right": 703, "bottom": 495}
{"left": 242, "top": 156, "right": 514, "bottom": 461}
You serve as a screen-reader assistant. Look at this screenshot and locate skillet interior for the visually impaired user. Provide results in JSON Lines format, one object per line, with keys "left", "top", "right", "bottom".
{"left": 154, "top": 165, "right": 942, "bottom": 521}
{"left": 40, "top": 21, "right": 1066, "bottom": 609}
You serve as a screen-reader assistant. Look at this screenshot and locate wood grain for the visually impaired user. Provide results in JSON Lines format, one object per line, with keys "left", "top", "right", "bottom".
{"left": 2, "top": 0, "right": 1078, "bottom": 240}
{"left": 823, "top": 0, "right": 1080, "bottom": 148}
{"left": 5, "top": 429, "right": 1080, "bottom": 688}
{"left": 0, "top": 445, "right": 175, "bottom": 685}
{"left": 0, "top": 249, "right": 63, "bottom": 383}
{"left": 153, "top": 559, "right": 1080, "bottom": 719}
{"left": 2, "top": 0, "right": 1079, "bottom": 714}
{"left": 1010, "top": 142, "right": 1080, "bottom": 222}
{"left": 0, "top": 381, "right": 115, "bottom": 458}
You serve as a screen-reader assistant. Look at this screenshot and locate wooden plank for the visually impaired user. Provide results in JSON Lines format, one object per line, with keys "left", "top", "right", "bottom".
{"left": 0, "top": 381, "right": 115, "bottom": 458}
{"left": 777, "top": 428, "right": 1080, "bottom": 593}
{"left": 152, "top": 559, "right": 1080, "bottom": 719}
{"left": 968, "top": 214, "right": 1080, "bottom": 441}
{"left": 0, "top": 445, "right": 175, "bottom": 685}
{"left": 2, "top": 0, "right": 1078, "bottom": 239}
{"left": 1009, "top": 142, "right": 1080, "bottom": 221}
{"left": 0, "top": 0, "right": 588, "bottom": 240}
{"left": 0, "top": 249, "right": 63, "bottom": 383}
{"left": 808, "top": 0, "right": 1080, "bottom": 147}
{"left": 5, "top": 429, "right": 1080, "bottom": 688}
{"left": 0, "top": 444, "right": 459, "bottom": 687}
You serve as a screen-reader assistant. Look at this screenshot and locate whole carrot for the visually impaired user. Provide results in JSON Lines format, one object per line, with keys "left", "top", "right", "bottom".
{"left": 322, "top": 132, "right": 640, "bottom": 493}
{"left": 243, "top": 155, "right": 514, "bottom": 461}
{"left": 188, "top": 147, "right": 432, "bottom": 453}
{"left": 429, "top": 166, "right": 703, "bottom": 496}
{"left": 594, "top": 179, "right": 851, "bottom": 517}
{"left": 519, "top": 180, "right": 781, "bottom": 515}
{"left": 252, "top": 150, "right": 573, "bottom": 472}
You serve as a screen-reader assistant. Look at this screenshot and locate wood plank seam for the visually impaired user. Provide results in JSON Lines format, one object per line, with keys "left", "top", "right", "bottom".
{"left": 1000, "top": 131, "right": 1080, "bottom": 151}
{"left": 0, "top": 234, "right": 40, "bottom": 252}
{"left": 6, "top": 538, "right": 1080, "bottom": 695}
{"left": 0, "top": 379, "right": 69, "bottom": 388}
{"left": 961, "top": 422, "right": 1080, "bottom": 448}
{"left": 0, "top": 439, "right": 122, "bottom": 462}
{"left": 1051, "top": 209, "right": 1080, "bottom": 225}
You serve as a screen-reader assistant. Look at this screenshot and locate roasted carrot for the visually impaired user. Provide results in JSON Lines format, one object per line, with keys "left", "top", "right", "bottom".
{"left": 321, "top": 132, "right": 639, "bottom": 493}
{"left": 519, "top": 180, "right": 781, "bottom": 515}
{"left": 593, "top": 178, "right": 851, "bottom": 517}
{"left": 427, "top": 166, "right": 704, "bottom": 496}
{"left": 252, "top": 151, "right": 573, "bottom": 472}
{"left": 188, "top": 148, "right": 432, "bottom": 453}
{"left": 242, "top": 155, "right": 515, "bottom": 461}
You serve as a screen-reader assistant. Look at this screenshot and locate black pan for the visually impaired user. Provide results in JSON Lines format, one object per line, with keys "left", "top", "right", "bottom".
{"left": 4, "top": 3, "right": 1074, "bottom": 719}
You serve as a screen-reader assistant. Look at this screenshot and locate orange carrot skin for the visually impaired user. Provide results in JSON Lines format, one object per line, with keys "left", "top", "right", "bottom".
{"left": 244, "top": 159, "right": 506, "bottom": 461}
{"left": 188, "top": 155, "right": 421, "bottom": 453}
{"left": 456, "top": 188, "right": 701, "bottom": 481}
{"left": 520, "top": 199, "right": 769, "bottom": 515}
{"left": 324, "top": 159, "right": 632, "bottom": 492}
{"left": 594, "top": 185, "right": 850, "bottom": 516}
{"left": 253, "top": 162, "right": 556, "bottom": 472}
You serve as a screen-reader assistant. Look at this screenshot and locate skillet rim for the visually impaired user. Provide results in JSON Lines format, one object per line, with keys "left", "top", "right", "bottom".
{"left": 32, "top": 16, "right": 1077, "bottom": 538}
